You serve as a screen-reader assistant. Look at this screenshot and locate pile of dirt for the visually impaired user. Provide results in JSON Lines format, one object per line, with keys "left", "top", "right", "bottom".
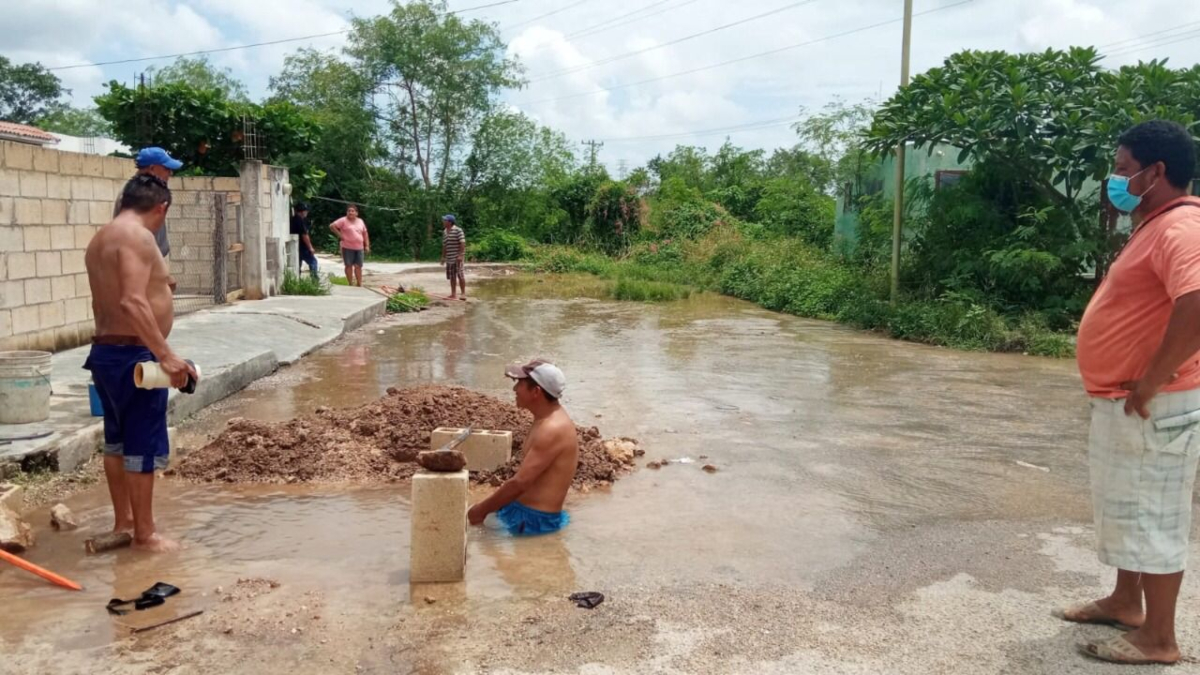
{"left": 172, "top": 385, "right": 638, "bottom": 489}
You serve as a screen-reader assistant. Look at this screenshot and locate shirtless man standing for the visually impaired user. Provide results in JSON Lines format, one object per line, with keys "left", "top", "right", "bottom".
{"left": 468, "top": 360, "right": 578, "bottom": 535}
{"left": 85, "top": 174, "right": 197, "bottom": 552}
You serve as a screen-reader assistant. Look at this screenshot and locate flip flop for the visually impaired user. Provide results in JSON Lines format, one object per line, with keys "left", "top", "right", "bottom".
{"left": 1078, "top": 635, "right": 1179, "bottom": 666}
{"left": 1053, "top": 602, "right": 1138, "bottom": 631}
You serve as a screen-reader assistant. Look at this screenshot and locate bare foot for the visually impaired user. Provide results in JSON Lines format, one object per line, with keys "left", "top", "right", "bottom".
{"left": 1060, "top": 597, "right": 1145, "bottom": 628}
{"left": 132, "top": 533, "right": 181, "bottom": 553}
{"left": 449, "top": 295, "right": 457, "bottom": 300}
{"left": 113, "top": 521, "right": 134, "bottom": 535}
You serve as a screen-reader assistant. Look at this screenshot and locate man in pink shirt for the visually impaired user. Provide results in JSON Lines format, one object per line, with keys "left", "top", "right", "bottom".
{"left": 330, "top": 204, "right": 370, "bottom": 287}
{"left": 1064, "top": 120, "right": 1200, "bottom": 665}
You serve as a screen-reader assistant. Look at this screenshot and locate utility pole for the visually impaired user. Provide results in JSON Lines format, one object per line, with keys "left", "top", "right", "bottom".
{"left": 890, "top": 0, "right": 914, "bottom": 305}
{"left": 582, "top": 140, "right": 604, "bottom": 173}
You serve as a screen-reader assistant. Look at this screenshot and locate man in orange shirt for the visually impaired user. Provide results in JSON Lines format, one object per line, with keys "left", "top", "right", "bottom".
{"left": 1064, "top": 120, "right": 1200, "bottom": 665}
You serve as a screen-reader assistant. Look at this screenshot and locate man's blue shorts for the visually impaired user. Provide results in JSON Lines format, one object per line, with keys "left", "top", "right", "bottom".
{"left": 83, "top": 344, "right": 169, "bottom": 474}
{"left": 495, "top": 501, "right": 569, "bottom": 536}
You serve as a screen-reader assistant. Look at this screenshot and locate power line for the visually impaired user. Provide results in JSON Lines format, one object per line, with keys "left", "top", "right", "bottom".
{"left": 1097, "top": 21, "right": 1200, "bottom": 50}
{"left": 45, "top": 0, "right": 523, "bottom": 71}
{"left": 511, "top": 0, "right": 699, "bottom": 58}
{"left": 597, "top": 115, "right": 802, "bottom": 143}
{"left": 1105, "top": 28, "right": 1200, "bottom": 59}
{"left": 527, "top": 0, "right": 819, "bottom": 83}
{"left": 512, "top": 0, "right": 974, "bottom": 107}
{"left": 502, "top": 0, "right": 591, "bottom": 31}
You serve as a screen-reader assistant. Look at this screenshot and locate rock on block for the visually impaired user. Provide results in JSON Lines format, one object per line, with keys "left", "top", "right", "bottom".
{"left": 410, "top": 469, "right": 468, "bottom": 583}
{"left": 430, "top": 428, "right": 513, "bottom": 472}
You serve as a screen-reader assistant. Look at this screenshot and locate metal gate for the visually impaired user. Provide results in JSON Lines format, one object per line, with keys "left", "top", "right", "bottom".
{"left": 168, "top": 190, "right": 243, "bottom": 314}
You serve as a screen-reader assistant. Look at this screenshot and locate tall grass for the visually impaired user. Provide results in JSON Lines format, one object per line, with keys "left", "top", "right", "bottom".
{"left": 280, "top": 270, "right": 331, "bottom": 296}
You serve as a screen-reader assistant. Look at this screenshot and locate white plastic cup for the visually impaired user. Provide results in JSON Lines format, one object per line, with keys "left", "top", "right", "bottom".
{"left": 134, "top": 361, "right": 201, "bottom": 392}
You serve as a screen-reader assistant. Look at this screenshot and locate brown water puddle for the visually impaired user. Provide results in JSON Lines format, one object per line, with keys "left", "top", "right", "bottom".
{"left": 0, "top": 274, "right": 1088, "bottom": 656}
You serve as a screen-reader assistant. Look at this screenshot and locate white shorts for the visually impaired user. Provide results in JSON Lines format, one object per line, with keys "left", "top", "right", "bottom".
{"left": 1089, "top": 388, "right": 1200, "bottom": 574}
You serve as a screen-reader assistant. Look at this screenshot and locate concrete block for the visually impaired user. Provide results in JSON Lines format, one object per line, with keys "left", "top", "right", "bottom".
{"left": 11, "top": 304, "right": 38, "bottom": 333}
{"left": 7, "top": 253, "right": 35, "bottom": 280}
{"left": 42, "top": 199, "right": 67, "bottom": 225}
{"left": 182, "top": 177, "right": 214, "bottom": 191}
{"left": 52, "top": 275, "right": 75, "bottom": 301}
{"left": 103, "top": 157, "right": 128, "bottom": 180}
{"left": 45, "top": 173, "right": 67, "bottom": 200}
{"left": 213, "top": 177, "right": 239, "bottom": 192}
{"left": 69, "top": 176, "right": 93, "bottom": 201}
{"left": 35, "top": 251, "right": 61, "bottom": 277}
{"left": 4, "top": 143, "right": 33, "bottom": 170}
{"left": 73, "top": 224, "right": 95, "bottom": 249}
{"left": 0, "top": 309, "right": 8, "bottom": 338}
{"left": 15, "top": 198, "right": 43, "bottom": 225}
{"left": 92, "top": 178, "right": 116, "bottom": 202}
{"left": 68, "top": 200, "right": 90, "bottom": 225}
{"left": 38, "top": 301, "right": 64, "bottom": 329}
{"left": 63, "top": 296, "right": 88, "bottom": 324}
{"left": 32, "top": 147, "right": 58, "bottom": 173}
{"left": 0, "top": 280, "right": 24, "bottom": 308}
{"left": 50, "top": 225, "right": 73, "bottom": 249}
{"left": 23, "top": 226, "right": 49, "bottom": 251}
{"left": 61, "top": 249, "right": 85, "bottom": 275}
{"left": 89, "top": 200, "right": 111, "bottom": 225}
{"left": 18, "top": 171, "right": 47, "bottom": 198}
{"left": 24, "top": 278, "right": 51, "bottom": 304}
{"left": 0, "top": 169, "right": 20, "bottom": 197}
{"left": 59, "top": 152, "right": 83, "bottom": 176}
{"left": 74, "top": 273, "right": 90, "bottom": 297}
{"left": 0, "top": 197, "right": 10, "bottom": 227}
{"left": 80, "top": 154, "right": 104, "bottom": 178}
{"left": 430, "top": 428, "right": 513, "bottom": 472}
{"left": 410, "top": 469, "right": 468, "bottom": 583}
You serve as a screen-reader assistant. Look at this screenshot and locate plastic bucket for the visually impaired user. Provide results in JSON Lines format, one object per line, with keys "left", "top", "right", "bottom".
{"left": 0, "top": 351, "right": 52, "bottom": 424}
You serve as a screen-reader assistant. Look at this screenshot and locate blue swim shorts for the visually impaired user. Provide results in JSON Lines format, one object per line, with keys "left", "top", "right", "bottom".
{"left": 83, "top": 344, "right": 169, "bottom": 473}
{"left": 495, "top": 501, "right": 570, "bottom": 536}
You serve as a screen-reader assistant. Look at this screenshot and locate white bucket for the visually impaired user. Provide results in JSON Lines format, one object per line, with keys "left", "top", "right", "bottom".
{"left": 0, "top": 351, "right": 52, "bottom": 424}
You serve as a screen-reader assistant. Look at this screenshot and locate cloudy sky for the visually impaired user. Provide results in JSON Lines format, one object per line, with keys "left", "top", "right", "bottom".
{"left": 3, "top": 0, "right": 1199, "bottom": 172}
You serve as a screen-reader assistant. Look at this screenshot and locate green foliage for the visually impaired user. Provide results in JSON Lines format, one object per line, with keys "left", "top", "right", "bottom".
{"left": 387, "top": 288, "right": 431, "bottom": 313}
{"left": 144, "top": 56, "right": 251, "bottom": 102}
{"left": 468, "top": 230, "right": 530, "bottom": 261}
{"left": 328, "top": 274, "right": 351, "bottom": 286}
{"left": 612, "top": 277, "right": 692, "bottom": 302}
{"left": 0, "top": 57, "right": 63, "bottom": 124}
{"left": 587, "top": 180, "right": 644, "bottom": 253}
{"left": 754, "top": 177, "right": 836, "bottom": 246}
{"left": 793, "top": 97, "right": 878, "bottom": 193}
{"left": 96, "top": 81, "right": 319, "bottom": 176}
{"left": 36, "top": 107, "right": 111, "bottom": 137}
{"left": 280, "top": 270, "right": 331, "bottom": 296}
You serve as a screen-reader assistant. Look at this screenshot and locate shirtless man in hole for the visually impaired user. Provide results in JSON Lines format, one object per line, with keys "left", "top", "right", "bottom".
{"left": 468, "top": 360, "right": 578, "bottom": 535}
{"left": 84, "top": 174, "right": 198, "bottom": 552}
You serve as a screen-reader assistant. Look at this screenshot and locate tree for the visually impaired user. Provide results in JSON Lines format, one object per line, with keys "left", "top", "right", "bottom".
{"left": 96, "top": 81, "right": 319, "bottom": 176}
{"left": 793, "top": 98, "right": 876, "bottom": 194}
{"left": 36, "top": 107, "right": 111, "bottom": 137}
{"left": 864, "top": 49, "right": 1200, "bottom": 208}
{"left": 0, "top": 57, "right": 64, "bottom": 124}
{"left": 347, "top": 0, "right": 522, "bottom": 198}
{"left": 464, "top": 111, "right": 575, "bottom": 191}
{"left": 144, "top": 56, "right": 251, "bottom": 102}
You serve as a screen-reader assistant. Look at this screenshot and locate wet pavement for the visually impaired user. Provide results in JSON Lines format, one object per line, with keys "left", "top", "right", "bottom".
{"left": 4, "top": 273, "right": 1197, "bottom": 674}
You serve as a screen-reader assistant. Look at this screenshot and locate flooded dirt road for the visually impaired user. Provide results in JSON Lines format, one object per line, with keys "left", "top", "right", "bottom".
{"left": 4, "top": 273, "right": 1197, "bottom": 674}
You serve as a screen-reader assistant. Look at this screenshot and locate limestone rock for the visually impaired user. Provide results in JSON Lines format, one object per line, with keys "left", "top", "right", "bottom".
{"left": 0, "top": 504, "right": 35, "bottom": 553}
{"left": 50, "top": 504, "right": 78, "bottom": 531}
{"left": 417, "top": 450, "right": 467, "bottom": 472}
{"left": 602, "top": 439, "right": 640, "bottom": 465}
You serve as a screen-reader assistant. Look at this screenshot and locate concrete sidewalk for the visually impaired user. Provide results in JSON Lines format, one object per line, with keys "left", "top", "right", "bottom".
{"left": 0, "top": 286, "right": 385, "bottom": 474}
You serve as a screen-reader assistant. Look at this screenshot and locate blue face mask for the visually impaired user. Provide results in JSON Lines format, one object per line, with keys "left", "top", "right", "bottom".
{"left": 1107, "top": 167, "right": 1157, "bottom": 214}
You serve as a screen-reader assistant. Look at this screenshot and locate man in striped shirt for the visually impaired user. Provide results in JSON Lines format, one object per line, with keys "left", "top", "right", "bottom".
{"left": 441, "top": 214, "right": 467, "bottom": 300}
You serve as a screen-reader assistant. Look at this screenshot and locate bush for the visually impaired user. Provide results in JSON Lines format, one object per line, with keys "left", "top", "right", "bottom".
{"left": 387, "top": 288, "right": 430, "bottom": 313}
{"left": 468, "top": 230, "right": 531, "bottom": 262}
{"left": 280, "top": 270, "right": 330, "bottom": 296}
{"left": 611, "top": 277, "right": 692, "bottom": 302}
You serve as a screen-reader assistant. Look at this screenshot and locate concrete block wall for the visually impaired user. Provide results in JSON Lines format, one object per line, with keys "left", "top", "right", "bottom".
{"left": 165, "top": 176, "right": 239, "bottom": 295}
{"left": 0, "top": 141, "right": 134, "bottom": 352}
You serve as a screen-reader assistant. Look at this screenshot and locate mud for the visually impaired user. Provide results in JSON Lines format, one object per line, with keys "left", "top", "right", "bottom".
{"left": 172, "top": 385, "right": 636, "bottom": 489}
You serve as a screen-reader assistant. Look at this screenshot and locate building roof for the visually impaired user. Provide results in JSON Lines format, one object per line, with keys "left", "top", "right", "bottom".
{"left": 0, "top": 121, "right": 59, "bottom": 146}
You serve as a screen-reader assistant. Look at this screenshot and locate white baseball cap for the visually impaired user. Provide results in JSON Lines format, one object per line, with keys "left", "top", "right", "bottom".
{"left": 505, "top": 359, "right": 566, "bottom": 399}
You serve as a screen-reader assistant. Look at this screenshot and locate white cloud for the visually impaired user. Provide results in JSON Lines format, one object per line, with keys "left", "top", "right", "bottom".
{"left": 2, "top": 0, "right": 1198, "bottom": 171}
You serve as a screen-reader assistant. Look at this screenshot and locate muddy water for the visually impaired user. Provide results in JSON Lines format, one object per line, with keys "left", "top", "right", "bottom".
{"left": 0, "top": 275, "right": 1089, "bottom": 656}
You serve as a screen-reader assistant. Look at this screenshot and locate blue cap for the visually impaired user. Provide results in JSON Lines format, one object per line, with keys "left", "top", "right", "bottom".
{"left": 135, "top": 147, "right": 183, "bottom": 171}
{"left": 442, "top": 214, "right": 456, "bottom": 224}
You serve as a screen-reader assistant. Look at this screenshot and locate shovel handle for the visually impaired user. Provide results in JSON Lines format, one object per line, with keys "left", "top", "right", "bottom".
{"left": 0, "top": 548, "right": 83, "bottom": 591}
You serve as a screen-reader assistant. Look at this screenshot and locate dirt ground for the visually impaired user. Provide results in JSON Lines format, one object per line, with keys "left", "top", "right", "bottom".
{"left": 171, "top": 385, "right": 639, "bottom": 489}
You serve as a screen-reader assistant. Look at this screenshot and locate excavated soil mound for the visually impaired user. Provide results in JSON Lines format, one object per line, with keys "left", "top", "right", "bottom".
{"left": 172, "top": 385, "right": 637, "bottom": 488}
